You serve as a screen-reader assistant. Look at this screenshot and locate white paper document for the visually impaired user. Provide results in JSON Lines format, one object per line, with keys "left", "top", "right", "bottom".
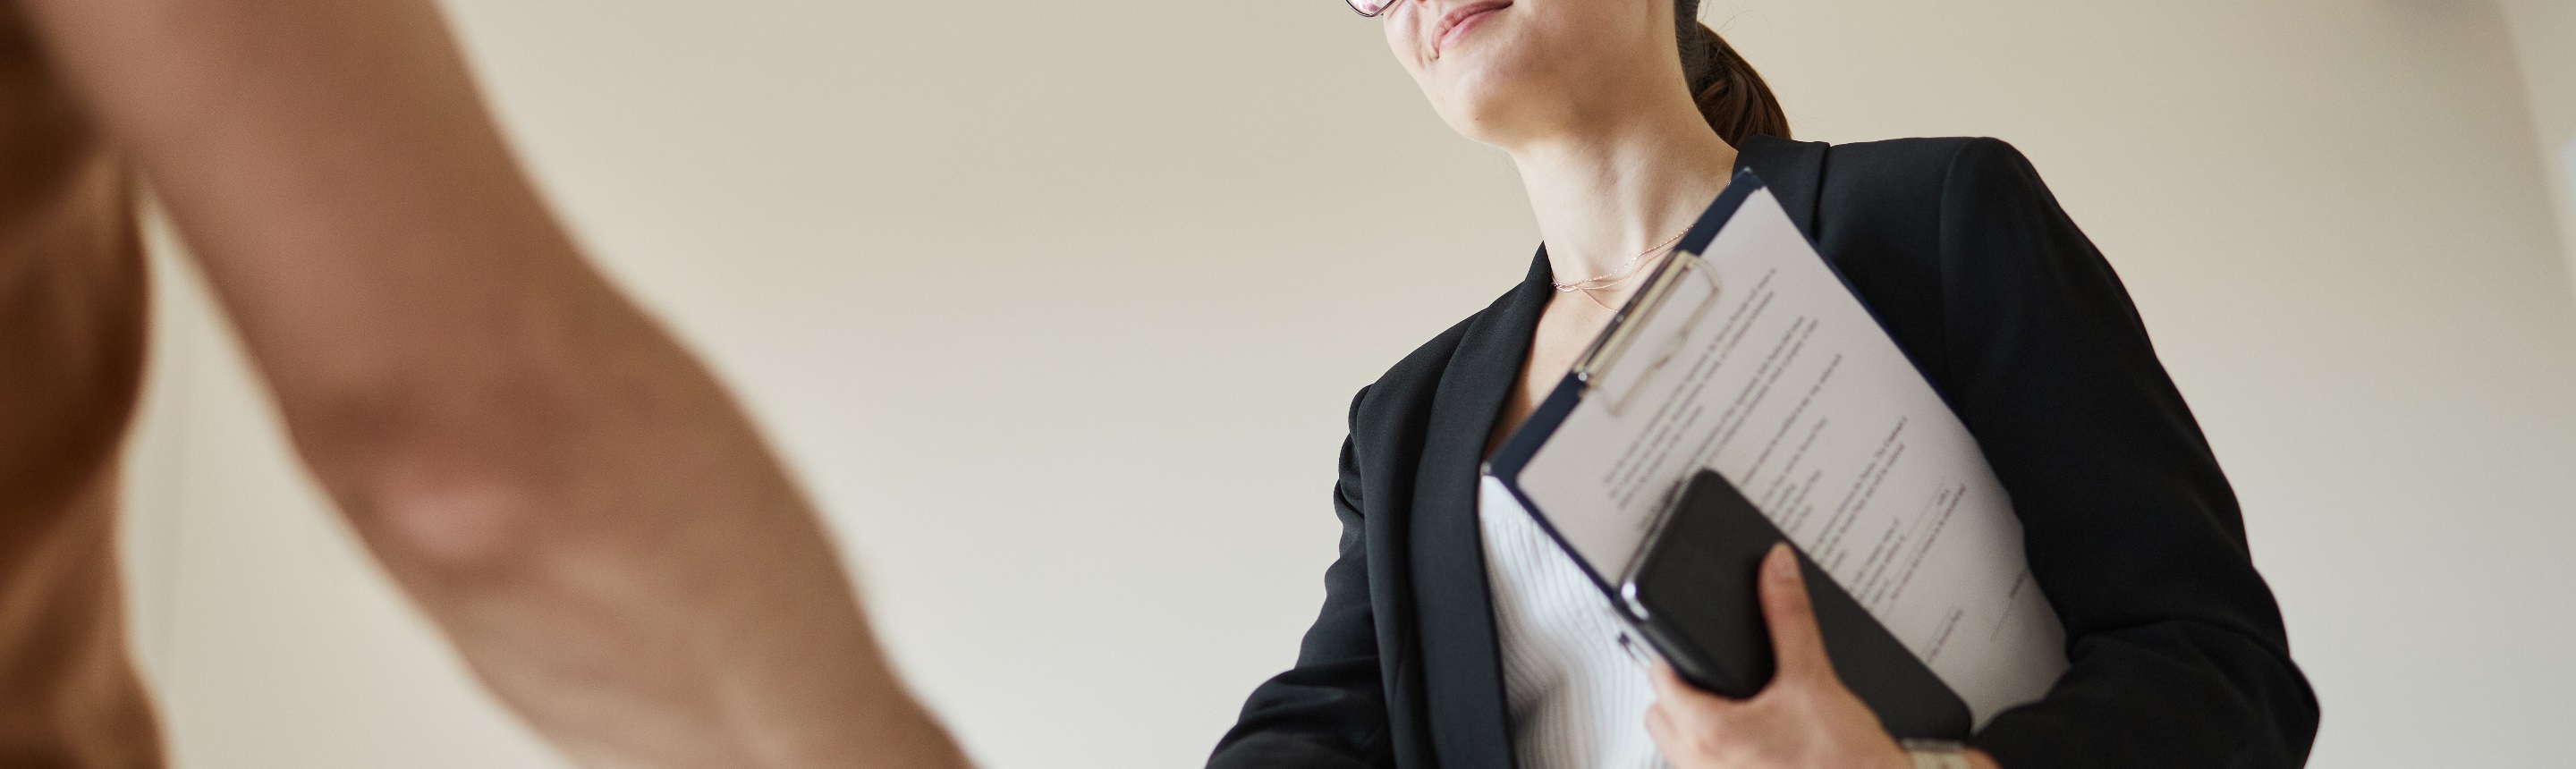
{"left": 1496, "top": 185, "right": 2067, "bottom": 726}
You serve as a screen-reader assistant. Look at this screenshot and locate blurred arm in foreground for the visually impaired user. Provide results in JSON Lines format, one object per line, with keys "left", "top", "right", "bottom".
{"left": 14, "top": 0, "right": 968, "bottom": 765}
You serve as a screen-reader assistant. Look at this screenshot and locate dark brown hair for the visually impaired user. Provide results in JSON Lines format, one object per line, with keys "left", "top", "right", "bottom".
{"left": 1673, "top": 4, "right": 1790, "bottom": 145}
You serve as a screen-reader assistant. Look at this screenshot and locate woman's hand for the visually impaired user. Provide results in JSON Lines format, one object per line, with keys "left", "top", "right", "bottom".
{"left": 1644, "top": 543, "right": 1997, "bottom": 769}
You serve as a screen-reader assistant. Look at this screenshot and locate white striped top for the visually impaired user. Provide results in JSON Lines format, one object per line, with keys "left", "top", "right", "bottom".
{"left": 1478, "top": 476, "right": 1671, "bottom": 769}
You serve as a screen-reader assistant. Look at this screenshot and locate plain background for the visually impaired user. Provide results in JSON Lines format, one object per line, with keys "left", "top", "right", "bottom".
{"left": 112, "top": 1, "right": 2576, "bottom": 767}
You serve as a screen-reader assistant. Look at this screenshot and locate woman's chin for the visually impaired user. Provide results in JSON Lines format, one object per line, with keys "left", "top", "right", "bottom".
{"left": 1432, "top": 82, "right": 1560, "bottom": 146}
{"left": 1443, "top": 110, "right": 1546, "bottom": 148}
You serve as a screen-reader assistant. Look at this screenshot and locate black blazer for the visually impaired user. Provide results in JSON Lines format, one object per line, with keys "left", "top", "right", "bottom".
{"left": 1208, "top": 136, "right": 2318, "bottom": 769}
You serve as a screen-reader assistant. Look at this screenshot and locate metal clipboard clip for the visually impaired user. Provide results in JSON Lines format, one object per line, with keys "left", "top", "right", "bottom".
{"left": 1569, "top": 250, "right": 1724, "bottom": 416}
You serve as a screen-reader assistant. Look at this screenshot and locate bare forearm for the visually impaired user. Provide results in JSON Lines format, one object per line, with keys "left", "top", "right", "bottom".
{"left": 14, "top": 1, "right": 963, "bottom": 765}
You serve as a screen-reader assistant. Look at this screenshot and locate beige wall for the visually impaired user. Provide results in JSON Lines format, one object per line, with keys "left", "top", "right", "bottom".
{"left": 119, "top": 1, "right": 2576, "bottom": 767}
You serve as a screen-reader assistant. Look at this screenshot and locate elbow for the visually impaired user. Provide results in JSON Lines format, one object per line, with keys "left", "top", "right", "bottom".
{"left": 359, "top": 470, "right": 555, "bottom": 582}
{"left": 325, "top": 444, "right": 571, "bottom": 590}
{"left": 284, "top": 376, "right": 589, "bottom": 583}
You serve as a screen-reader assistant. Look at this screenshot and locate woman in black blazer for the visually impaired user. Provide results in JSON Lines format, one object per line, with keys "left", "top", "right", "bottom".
{"left": 1208, "top": 0, "right": 2318, "bottom": 768}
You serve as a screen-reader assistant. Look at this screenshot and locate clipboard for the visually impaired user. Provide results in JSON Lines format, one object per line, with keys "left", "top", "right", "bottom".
{"left": 1480, "top": 169, "right": 2051, "bottom": 738}
{"left": 1481, "top": 169, "right": 1771, "bottom": 596}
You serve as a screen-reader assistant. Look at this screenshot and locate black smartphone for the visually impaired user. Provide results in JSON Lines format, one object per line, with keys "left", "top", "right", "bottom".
{"left": 1622, "top": 469, "right": 1973, "bottom": 739}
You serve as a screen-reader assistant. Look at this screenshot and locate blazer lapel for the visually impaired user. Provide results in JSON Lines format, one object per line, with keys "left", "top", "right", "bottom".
{"left": 1409, "top": 251, "right": 1553, "bottom": 769}
{"left": 1735, "top": 134, "right": 1827, "bottom": 237}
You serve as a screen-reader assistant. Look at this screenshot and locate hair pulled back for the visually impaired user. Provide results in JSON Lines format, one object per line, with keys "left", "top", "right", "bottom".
{"left": 1672, "top": 2, "right": 1789, "bottom": 145}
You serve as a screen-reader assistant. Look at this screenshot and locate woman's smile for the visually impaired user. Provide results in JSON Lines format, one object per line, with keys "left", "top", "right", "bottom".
{"left": 1432, "top": 0, "right": 1511, "bottom": 59}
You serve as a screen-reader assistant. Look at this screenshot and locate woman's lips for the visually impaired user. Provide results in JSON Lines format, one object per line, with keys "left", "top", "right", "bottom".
{"left": 1433, "top": 0, "right": 1510, "bottom": 59}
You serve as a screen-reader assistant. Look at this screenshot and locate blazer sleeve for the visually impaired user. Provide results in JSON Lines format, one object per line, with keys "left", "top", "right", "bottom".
{"left": 1207, "top": 386, "right": 1397, "bottom": 769}
{"left": 1931, "top": 139, "right": 2320, "bottom": 769}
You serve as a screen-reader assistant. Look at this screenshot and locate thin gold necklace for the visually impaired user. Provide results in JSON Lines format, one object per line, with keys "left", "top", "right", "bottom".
{"left": 1554, "top": 227, "right": 1690, "bottom": 308}
{"left": 1552, "top": 227, "right": 1690, "bottom": 292}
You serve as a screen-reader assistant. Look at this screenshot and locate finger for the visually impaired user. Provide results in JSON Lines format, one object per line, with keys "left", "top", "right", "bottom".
{"left": 1649, "top": 660, "right": 1742, "bottom": 723}
{"left": 1643, "top": 701, "right": 1681, "bottom": 753}
{"left": 1648, "top": 660, "right": 1688, "bottom": 700}
{"left": 1649, "top": 660, "right": 1724, "bottom": 706}
{"left": 1758, "top": 542, "right": 1834, "bottom": 685}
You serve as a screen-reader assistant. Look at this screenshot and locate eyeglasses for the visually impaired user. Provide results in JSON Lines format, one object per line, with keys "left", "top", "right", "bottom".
{"left": 1345, "top": 0, "right": 1401, "bottom": 17}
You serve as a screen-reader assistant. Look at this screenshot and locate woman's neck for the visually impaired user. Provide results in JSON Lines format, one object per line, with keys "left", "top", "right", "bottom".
{"left": 1507, "top": 109, "right": 1738, "bottom": 303}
